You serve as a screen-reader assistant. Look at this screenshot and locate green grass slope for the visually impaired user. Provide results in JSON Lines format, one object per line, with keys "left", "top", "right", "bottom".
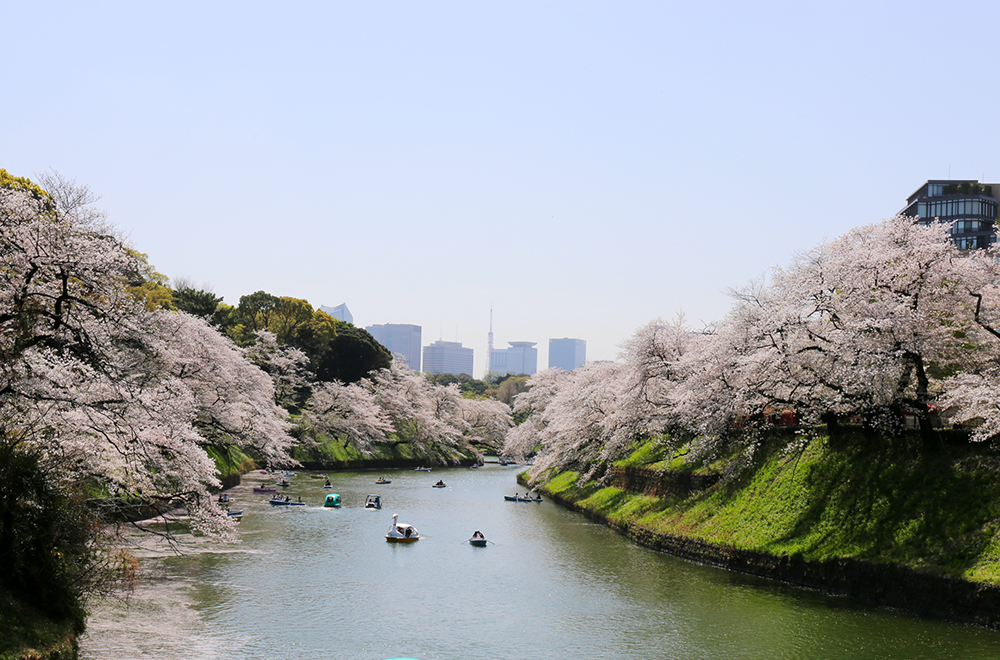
{"left": 544, "top": 433, "right": 1000, "bottom": 585}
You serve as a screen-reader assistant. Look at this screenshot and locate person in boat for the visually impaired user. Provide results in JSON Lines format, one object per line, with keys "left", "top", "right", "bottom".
{"left": 472, "top": 530, "right": 484, "bottom": 540}
{"left": 324, "top": 480, "right": 331, "bottom": 487}
{"left": 297, "top": 496, "right": 302, "bottom": 503}
{"left": 436, "top": 479, "right": 445, "bottom": 486}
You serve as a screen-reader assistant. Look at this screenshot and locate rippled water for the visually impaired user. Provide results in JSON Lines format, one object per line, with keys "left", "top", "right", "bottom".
{"left": 80, "top": 465, "right": 1000, "bottom": 659}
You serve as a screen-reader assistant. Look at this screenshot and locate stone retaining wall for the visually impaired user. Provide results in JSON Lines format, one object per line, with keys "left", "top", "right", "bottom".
{"left": 525, "top": 473, "right": 1000, "bottom": 628}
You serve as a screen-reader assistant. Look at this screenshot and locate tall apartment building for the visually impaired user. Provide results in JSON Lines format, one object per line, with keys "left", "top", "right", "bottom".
{"left": 549, "top": 338, "right": 586, "bottom": 371}
{"left": 490, "top": 341, "right": 537, "bottom": 376}
{"left": 900, "top": 180, "right": 999, "bottom": 249}
{"left": 366, "top": 323, "right": 422, "bottom": 371}
{"left": 422, "top": 340, "right": 474, "bottom": 376}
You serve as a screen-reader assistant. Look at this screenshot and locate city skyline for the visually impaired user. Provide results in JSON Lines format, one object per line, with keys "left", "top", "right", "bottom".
{"left": 4, "top": 2, "right": 999, "bottom": 377}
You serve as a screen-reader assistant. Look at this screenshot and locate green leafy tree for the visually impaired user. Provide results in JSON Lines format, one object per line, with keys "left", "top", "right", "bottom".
{"left": 314, "top": 323, "right": 392, "bottom": 384}
{"left": 173, "top": 287, "right": 224, "bottom": 320}
{"left": 270, "top": 296, "right": 315, "bottom": 345}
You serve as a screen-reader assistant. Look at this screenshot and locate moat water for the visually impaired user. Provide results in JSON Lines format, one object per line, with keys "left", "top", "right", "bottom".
{"left": 80, "top": 465, "right": 1000, "bottom": 659}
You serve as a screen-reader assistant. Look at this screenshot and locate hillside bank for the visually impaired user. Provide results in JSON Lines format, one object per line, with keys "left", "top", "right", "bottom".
{"left": 525, "top": 431, "right": 1000, "bottom": 628}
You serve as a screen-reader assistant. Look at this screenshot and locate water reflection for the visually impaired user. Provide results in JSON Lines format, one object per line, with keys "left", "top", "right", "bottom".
{"left": 81, "top": 466, "right": 1000, "bottom": 660}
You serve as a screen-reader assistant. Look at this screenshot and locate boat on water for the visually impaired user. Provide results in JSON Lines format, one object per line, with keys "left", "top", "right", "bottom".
{"left": 309, "top": 474, "right": 327, "bottom": 479}
{"left": 282, "top": 472, "right": 295, "bottom": 478}
{"left": 324, "top": 493, "right": 341, "bottom": 508}
{"left": 227, "top": 509, "right": 244, "bottom": 519}
{"left": 323, "top": 480, "right": 333, "bottom": 489}
{"left": 253, "top": 487, "right": 276, "bottom": 493}
{"left": 277, "top": 479, "right": 291, "bottom": 488}
{"left": 504, "top": 494, "right": 543, "bottom": 503}
{"left": 414, "top": 466, "right": 432, "bottom": 472}
{"left": 364, "top": 494, "right": 382, "bottom": 509}
{"left": 375, "top": 477, "right": 392, "bottom": 484}
{"left": 469, "top": 531, "right": 487, "bottom": 547}
{"left": 432, "top": 480, "right": 446, "bottom": 488}
{"left": 217, "top": 494, "right": 235, "bottom": 504}
{"left": 270, "top": 496, "right": 305, "bottom": 506}
{"left": 385, "top": 514, "right": 419, "bottom": 543}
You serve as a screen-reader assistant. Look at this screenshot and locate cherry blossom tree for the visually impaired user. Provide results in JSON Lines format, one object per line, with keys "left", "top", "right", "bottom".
{"left": 305, "top": 379, "right": 394, "bottom": 454}
{"left": 244, "top": 329, "right": 311, "bottom": 411}
{"left": 504, "top": 363, "right": 625, "bottom": 482}
{"left": 304, "top": 359, "right": 512, "bottom": 462}
{"left": 505, "top": 215, "right": 1000, "bottom": 484}
{"left": 0, "top": 178, "right": 295, "bottom": 541}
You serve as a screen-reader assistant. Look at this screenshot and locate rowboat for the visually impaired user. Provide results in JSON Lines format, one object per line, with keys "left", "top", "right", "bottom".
{"left": 504, "top": 495, "right": 542, "bottom": 503}
{"left": 375, "top": 478, "right": 392, "bottom": 484}
{"left": 469, "top": 531, "right": 487, "bottom": 547}
{"left": 269, "top": 496, "right": 305, "bottom": 506}
{"left": 385, "top": 514, "right": 419, "bottom": 543}
{"left": 414, "top": 467, "right": 432, "bottom": 472}
{"left": 253, "top": 487, "right": 276, "bottom": 493}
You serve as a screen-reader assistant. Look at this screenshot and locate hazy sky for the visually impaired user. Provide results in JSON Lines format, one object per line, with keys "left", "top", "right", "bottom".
{"left": 5, "top": 1, "right": 999, "bottom": 376}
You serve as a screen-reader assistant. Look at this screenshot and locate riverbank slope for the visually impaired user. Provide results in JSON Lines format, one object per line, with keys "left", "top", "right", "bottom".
{"left": 527, "top": 431, "right": 1000, "bottom": 627}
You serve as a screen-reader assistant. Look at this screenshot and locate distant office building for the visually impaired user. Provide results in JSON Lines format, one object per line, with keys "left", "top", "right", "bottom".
{"left": 900, "top": 180, "right": 999, "bottom": 249}
{"left": 510, "top": 341, "right": 538, "bottom": 375}
{"left": 549, "top": 338, "right": 586, "bottom": 371}
{"left": 422, "top": 340, "right": 474, "bottom": 376}
{"left": 366, "top": 323, "right": 422, "bottom": 371}
{"left": 490, "top": 341, "right": 537, "bottom": 376}
{"left": 489, "top": 347, "right": 507, "bottom": 376}
{"left": 320, "top": 303, "right": 353, "bottom": 324}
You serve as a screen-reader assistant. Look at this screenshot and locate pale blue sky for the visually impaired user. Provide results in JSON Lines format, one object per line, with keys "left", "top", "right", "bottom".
{"left": 4, "top": 1, "right": 999, "bottom": 376}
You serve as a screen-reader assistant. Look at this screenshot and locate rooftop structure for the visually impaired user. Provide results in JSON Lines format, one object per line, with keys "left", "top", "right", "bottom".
{"left": 900, "top": 180, "right": 999, "bottom": 250}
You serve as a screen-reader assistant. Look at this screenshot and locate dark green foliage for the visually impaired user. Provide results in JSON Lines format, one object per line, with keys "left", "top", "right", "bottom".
{"left": 426, "top": 373, "right": 489, "bottom": 397}
{"left": 0, "top": 445, "right": 93, "bottom": 633}
{"left": 173, "top": 287, "right": 223, "bottom": 320}
{"left": 313, "top": 324, "right": 391, "bottom": 384}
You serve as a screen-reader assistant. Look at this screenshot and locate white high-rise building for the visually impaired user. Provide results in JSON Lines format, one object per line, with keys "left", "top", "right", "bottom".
{"left": 489, "top": 341, "right": 537, "bottom": 376}
{"left": 506, "top": 341, "right": 537, "bottom": 375}
{"left": 366, "top": 323, "right": 422, "bottom": 371}
{"left": 549, "top": 338, "right": 586, "bottom": 371}
{"left": 320, "top": 303, "right": 353, "bottom": 324}
{"left": 423, "top": 340, "right": 474, "bottom": 376}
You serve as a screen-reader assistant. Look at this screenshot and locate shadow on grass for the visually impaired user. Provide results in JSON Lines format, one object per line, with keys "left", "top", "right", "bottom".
{"left": 764, "top": 439, "right": 1000, "bottom": 575}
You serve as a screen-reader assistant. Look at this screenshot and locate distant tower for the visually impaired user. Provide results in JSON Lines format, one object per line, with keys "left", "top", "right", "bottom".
{"left": 487, "top": 307, "right": 495, "bottom": 376}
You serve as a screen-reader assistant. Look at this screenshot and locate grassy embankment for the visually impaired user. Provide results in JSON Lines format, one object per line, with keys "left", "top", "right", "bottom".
{"left": 291, "top": 433, "right": 478, "bottom": 468}
{"left": 542, "top": 431, "right": 1000, "bottom": 585}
